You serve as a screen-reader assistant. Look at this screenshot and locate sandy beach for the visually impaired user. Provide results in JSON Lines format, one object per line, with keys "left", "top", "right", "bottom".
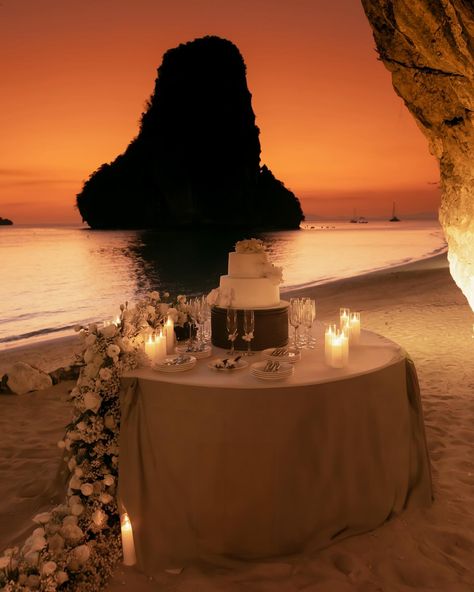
{"left": 1, "top": 252, "right": 473, "bottom": 591}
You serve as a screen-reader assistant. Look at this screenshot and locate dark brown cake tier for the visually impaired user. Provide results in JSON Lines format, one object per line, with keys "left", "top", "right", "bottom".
{"left": 211, "top": 302, "right": 289, "bottom": 351}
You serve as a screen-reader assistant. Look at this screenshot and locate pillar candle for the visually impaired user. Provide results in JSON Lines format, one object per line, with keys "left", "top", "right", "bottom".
{"left": 325, "top": 330, "right": 349, "bottom": 368}
{"left": 349, "top": 312, "right": 361, "bottom": 345}
{"left": 165, "top": 317, "right": 175, "bottom": 354}
{"left": 144, "top": 334, "right": 156, "bottom": 362}
{"left": 339, "top": 308, "right": 350, "bottom": 331}
{"left": 324, "top": 324, "right": 337, "bottom": 365}
{"left": 120, "top": 513, "right": 136, "bottom": 566}
{"left": 155, "top": 330, "right": 167, "bottom": 362}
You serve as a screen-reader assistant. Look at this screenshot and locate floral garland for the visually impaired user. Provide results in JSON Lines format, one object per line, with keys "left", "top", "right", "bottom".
{"left": 0, "top": 292, "right": 189, "bottom": 591}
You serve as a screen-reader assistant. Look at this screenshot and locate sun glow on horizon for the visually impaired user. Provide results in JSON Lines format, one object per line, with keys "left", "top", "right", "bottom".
{"left": 0, "top": 0, "right": 440, "bottom": 224}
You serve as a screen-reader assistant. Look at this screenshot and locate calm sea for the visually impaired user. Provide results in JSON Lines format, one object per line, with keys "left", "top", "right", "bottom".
{"left": 0, "top": 220, "right": 446, "bottom": 349}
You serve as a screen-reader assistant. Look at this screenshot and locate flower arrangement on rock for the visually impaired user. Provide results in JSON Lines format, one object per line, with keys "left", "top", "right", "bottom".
{"left": 0, "top": 291, "right": 186, "bottom": 591}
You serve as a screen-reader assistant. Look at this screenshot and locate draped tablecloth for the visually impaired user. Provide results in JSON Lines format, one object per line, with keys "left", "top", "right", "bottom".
{"left": 118, "top": 328, "right": 432, "bottom": 574}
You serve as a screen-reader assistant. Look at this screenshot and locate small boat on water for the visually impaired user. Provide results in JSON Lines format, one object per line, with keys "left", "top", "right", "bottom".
{"left": 350, "top": 210, "right": 368, "bottom": 224}
{"left": 0, "top": 217, "right": 13, "bottom": 226}
{"left": 389, "top": 202, "right": 400, "bottom": 222}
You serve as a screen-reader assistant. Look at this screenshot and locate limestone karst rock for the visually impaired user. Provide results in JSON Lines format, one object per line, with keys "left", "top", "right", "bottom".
{"left": 76, "top": 36, "right": 304, "bottom": 231}
{"left": 361, "top": 0, "right": 474, "bottom": 310}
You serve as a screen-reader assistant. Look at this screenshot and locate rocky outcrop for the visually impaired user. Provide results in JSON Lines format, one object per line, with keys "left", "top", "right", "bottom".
{"left": 76, "top": 36, "right": 304, "bottom": 231}
{"left": 3, "top": 362, "right": 53, "bottom": 395}
{"left": 0, "top": 217, "right": 13, "bottom": 225}
{"left": 361, "top": 0, "right": 474, "bottom": 310}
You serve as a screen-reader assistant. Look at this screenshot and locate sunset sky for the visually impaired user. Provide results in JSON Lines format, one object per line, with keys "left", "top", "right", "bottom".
{"left": 0, "top": 0, "right": 440, "bottom": 224}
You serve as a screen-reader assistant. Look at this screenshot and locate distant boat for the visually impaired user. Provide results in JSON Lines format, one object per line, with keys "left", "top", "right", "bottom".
{"left": 350, "top": 209, "right": 368, "bottom": 224}
{"left": 0, "top": 217, "right": 13, "bottom": 226}
{"left": 389, "top": 202, "right": 400, "bottom": 222}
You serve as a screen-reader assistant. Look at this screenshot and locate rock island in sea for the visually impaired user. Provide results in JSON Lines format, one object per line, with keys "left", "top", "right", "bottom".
{"left": 76, "top": 36, "right": 304, "bottom": 230}
{"left": 0, "top": 217, "right": 13, "bottom": 225}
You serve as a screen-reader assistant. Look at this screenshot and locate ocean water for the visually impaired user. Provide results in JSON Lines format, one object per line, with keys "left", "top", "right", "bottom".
{"left": 0, "top": 220, "right": 446, "bottom": 349}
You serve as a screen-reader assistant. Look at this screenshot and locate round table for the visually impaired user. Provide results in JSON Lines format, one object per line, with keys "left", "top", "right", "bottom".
{"left": 119, "top": 326, "right": 432, "bottom": 574}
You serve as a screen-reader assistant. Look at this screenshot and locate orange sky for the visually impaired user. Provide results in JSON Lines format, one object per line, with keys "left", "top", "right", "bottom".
{"left": 0, "top": 0, "right": 440, "bottom": 224}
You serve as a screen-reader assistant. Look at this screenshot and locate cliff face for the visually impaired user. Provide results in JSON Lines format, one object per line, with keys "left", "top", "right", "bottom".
{"left": 361, "top": 0, "right": 474, "bottom": 310}
{"left": 76, "top": 36, "right": 304, "bottom": 230}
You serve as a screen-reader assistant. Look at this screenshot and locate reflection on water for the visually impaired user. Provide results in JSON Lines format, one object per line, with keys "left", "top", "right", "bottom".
{"left": 0, "top": 221, "right": 446, "bottom": 348}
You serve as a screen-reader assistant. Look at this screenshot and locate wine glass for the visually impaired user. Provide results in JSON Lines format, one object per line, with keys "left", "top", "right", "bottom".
{"left": 242, "top": 310, "right": 255, "bottom": 356}
{"left": 302, "top": 300, "right": 315, "bottom": 349}
{"left": 226, "top": 308, "right": 238, "bottom": 355}
{"left": 289, "top": 298, "right": 302, "bottom": 351}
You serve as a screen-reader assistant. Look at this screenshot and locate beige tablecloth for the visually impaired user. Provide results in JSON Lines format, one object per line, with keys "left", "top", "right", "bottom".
{"left": 118, "top": 330, "right": 432, "bottom": 573}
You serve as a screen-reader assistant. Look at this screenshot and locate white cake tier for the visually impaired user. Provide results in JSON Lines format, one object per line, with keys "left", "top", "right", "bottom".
{"left": 228, "top": 252, "right": 267, "bottom": 278}
{"left": 219, "top": 276, "right": 280, "bottom": 308}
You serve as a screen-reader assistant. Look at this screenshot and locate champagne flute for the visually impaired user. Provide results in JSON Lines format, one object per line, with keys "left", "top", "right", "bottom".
{"left": 289, "top": 298, "right": 302, "bottom": 351}
{"left": 226, "top": 308, "right": 238, "bottom": 356}
{"left": 242, "top": 309, "right": 255, "bottom": 356}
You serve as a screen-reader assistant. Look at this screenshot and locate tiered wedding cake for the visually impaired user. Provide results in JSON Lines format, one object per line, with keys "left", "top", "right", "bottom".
{"left": 209, "top": 239, "right": 289, "bottom": 350}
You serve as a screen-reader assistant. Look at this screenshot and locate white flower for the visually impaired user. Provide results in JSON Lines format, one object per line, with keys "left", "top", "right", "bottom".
{"left": 99, "top": 367, "right": 112, "bottom": 381}
{"left": 92, "top": 509, "right": 107, "bottom": 527}
{"left": 57, "top": 439, "right": 66, "bottom": 449}
{"left": 72, "top": 544, "right": 90, "bottom": 565}
{"left": 24, "top": 552, "right": 39, "bottom": 567}
{"left": 41, "top": 561, "right": 57, "bottom": 576}
{"left": 99, "top": 492, "right": 113, "bottom": 504}
{"left": 56, "top": 571, "right": 69, "bottom": 585}
{"left": 23, "top": 534, "right": 46, "bottom": 553}
{"left": 26, "top": 574, "right": 41, "bottom": 588}
{"left": 80, "top": 483, "right": 94, "bottom": 496}
{"left": 74, "top": 324, "right": 82, "bottom": 332}
{"left": 103, "top": 474, "right": 115, "bottom": 486}
{"left": 63, "top": 515, "right": 78, "bottom": 526}
{"left": 47, "top": 533, "right": 65, "bottom": 553}
{"left": 159, "top": 303, "right": 169, "bottom": 316}
{"left": 218, "top": 287, "right": 234, "bottom": 308}
{"left": 146, "top": 305, "right": 156, "bottom": 316}
{"left": 177, "top": 294, "right": 187, "bottom": 304}
{"left": 167, "top": 307, "right": 179, "bottom": 323}
{"left": 60, "top": 523, "right": 83, "bottom": 543}
{"left": 83, "top": 391, "right": 102, "bottom": 413}
{"left": 149, "top": 290, "right": 160, "bottom": 300}
{"left": 32, "top": 512, "right": 51, "bottom": 525}
{"left": 206, "top": 288, "right": 219, "bottom": 306}
{"left": 76, "top": 421, "right": 86, "bottom": 432}
{"left": 106, "top": 344, "right": 120, "bottom": 358}
{"left": 69, "top": 474, "right": 82, "bottom": 490}
{"left": 104, "top": 414, "right": 116, "bottom": 430}
{"left": 100, "top": 324, "right": 117, "bottom": 338}
{"left": 71, "top": 503, "right": 84, "bottom": 516}
{"left": 0, "top": 556, "right": 10, "bottom": 569}
{"left": 68, "top": 457, "right": 77, "bottom": 470}
{"left": 85, "top": 334, "right": 96, "bottom": 347}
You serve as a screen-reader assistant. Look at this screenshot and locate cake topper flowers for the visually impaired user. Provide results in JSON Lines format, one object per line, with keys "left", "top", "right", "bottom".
{"left": 235, "top": 238, "right": 265, "bottom": 254}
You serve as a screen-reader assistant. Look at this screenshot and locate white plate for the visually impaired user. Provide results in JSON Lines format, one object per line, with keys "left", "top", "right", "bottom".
{"left": 175, "top": 343, "right": 212, "bottom": 359}
{"left": 250, "top": 361, "right": 294, "bottom": 381}
{"left": 262, "top": 347, "right": 301, "bottom": 363}
{"left": 208, "top": 357, "right": 248, "bottom": 371}
{"left": 153, "top": 355, "right": 197, "bottom": 373}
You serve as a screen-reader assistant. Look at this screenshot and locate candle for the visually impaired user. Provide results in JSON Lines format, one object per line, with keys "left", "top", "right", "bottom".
{"left": 324, "top": 324, "right": 337, "bottom": 365}
{"left": 120, "top": 513, "right": 136, "bottom": 566}
{"left": 144, "top": 334, "right": 156, "bottom": 363}
{"left": 325, "top": 329, "right": 349, "bottom": 368}
{"left": 339, "top": 308, "right": 350, "bottom": 331}
{"left": 165, "top": 317, "right": 175, "bottom": 354}
{"left": 155, "top": 330, "right": 167, "bottom": 362}
{"left": 349, "top": 312, "right": 361, "bottom": 345}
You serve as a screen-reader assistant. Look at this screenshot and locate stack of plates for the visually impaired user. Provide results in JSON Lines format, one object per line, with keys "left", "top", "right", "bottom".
{"left": 175, "top": 343, "right": 212, "bottom": 359}
{"left": 262, "top": 347, "right": 301, "bottom": 363}
{"left": 153, "top": 355, "right": 197, "bottom": 373}
{"left": 250, "top": 360, "right": 294, "bottom": 381}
